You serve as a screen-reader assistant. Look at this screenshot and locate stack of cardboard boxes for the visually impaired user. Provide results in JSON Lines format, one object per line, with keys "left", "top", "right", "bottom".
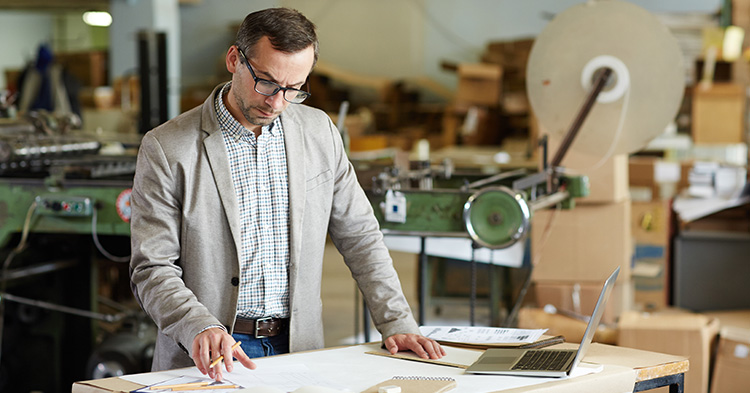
{"left": 530, "top": 137, "right": 633, "bottom": 326}
{"left": 443, "top": 63, "right": 504, "bottom": 147}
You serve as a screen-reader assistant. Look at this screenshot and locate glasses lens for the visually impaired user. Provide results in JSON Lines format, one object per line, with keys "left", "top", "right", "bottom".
{"left": 254, "top": 79, "right": 280, "bottom": 96}
{"left": 285, "top": 89, "right": 310, "bottom": 104}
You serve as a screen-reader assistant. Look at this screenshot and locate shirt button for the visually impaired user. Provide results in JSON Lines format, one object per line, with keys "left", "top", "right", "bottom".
{"left": 231, "top": 277, "right": 240, "bottom": 286}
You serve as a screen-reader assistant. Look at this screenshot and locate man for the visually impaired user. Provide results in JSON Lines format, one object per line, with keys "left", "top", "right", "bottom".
{"left": 129, "top": 7, "right": 444, "bottom": 381}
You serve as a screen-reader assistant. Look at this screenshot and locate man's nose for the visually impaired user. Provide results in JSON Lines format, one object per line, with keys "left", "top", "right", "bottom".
{"left": 266, "top": 91, "right": 286, "bottom": 110}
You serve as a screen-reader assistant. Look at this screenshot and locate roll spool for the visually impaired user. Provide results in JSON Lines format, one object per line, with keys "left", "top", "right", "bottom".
{"left": 527, "top": 0, "right": 685, "bottom": 156}
{"left": 580, "top": 55, "right": 630, "bottom": 104}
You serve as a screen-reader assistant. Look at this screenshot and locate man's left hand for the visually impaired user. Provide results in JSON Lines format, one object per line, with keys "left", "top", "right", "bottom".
{"left": 384, "top": 334, "right": 446, "bottom": 359}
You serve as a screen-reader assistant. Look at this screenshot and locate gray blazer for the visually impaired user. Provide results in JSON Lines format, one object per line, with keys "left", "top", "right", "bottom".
{"left": 130, "top": 84, "right": 419, "bottom": 371}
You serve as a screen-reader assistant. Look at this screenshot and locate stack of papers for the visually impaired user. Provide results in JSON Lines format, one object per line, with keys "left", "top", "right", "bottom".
{"left": 419, "top": 326, "right": 564, "bottom": 350}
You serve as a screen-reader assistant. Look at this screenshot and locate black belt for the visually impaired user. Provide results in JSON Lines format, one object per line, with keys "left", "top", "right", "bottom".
{"left": 233, "top": 317, "right": 288, "bottom": 338}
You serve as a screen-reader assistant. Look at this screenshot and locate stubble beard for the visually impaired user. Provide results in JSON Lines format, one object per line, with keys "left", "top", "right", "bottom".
{"left": 233, "top": 89, "right": 279, "bottom": 127}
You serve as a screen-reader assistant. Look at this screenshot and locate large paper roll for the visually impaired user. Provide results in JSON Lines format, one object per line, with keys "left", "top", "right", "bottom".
{"left": 527, "top": 0, "right": 685, "bottom": 156}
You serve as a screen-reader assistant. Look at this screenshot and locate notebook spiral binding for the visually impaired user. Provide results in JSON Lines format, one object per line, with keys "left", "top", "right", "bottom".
{"left": 392, "top": 376, "right": 456, "bottom": 381}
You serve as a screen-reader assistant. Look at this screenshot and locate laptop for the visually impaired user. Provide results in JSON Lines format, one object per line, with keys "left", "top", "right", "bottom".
{"left": 465, "top": 266, "right": 620, "bottom": 377}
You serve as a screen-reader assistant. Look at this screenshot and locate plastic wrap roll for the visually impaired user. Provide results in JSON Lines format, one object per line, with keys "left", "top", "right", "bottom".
{"left": 527, "top": 0, "right": 685, "bottom": 156}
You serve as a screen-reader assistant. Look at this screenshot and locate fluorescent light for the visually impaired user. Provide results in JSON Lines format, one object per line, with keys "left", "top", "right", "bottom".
{"left": 83, "top": 11, "right": 112, "bottom": 27}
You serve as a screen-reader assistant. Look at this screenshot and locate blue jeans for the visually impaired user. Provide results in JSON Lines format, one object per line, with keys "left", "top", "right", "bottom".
{"left": 232, "top": 331, "right": 290, "bottom": 359}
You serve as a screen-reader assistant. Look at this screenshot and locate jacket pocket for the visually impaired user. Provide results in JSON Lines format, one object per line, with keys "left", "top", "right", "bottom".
{"left": 306, "top": 169, "right": 332, "bottom": 191}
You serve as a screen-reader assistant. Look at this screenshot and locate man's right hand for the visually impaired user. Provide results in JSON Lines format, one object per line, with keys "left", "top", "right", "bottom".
{"left": 192, "top": 327, "right": 256, "bottom": 381}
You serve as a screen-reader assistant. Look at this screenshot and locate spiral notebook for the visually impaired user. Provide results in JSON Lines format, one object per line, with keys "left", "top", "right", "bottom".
{"left": 360, "top": 376, "right": 456, "bottom": 393}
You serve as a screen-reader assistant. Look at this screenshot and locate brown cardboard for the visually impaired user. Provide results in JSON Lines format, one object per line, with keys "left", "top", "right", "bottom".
{"left": 72, "top": 376, "right": 143, "bottom": 393}
{"left": 534, "top": 278, "right": 633, "bottom": 325}
{"left": 517, "top": 307, "right": 618, "bottom": 345}
{"left": 702, "top": 310, "right": 750, "bottom": 330}
{"left": 547, "top": 136, "right": 629, "bottom": 204}
{"left": 692, "top": 83, "right": 745, "bottom": 144}
{"left": 710, "top": 326, "right": 750, "bottom": 393}
{"left": 631, "top": 200, "right": 672, "bottom": 311}
{"left": 531, "top": 200, "right": 632, "bottom": 282}
{"left": 455, "top": 63, "right": 503, "bottom": 107}
{"left": 629, "top": 156, "right": 692, "bottom": 200}
{"left": 631, "top": 200, "right": 672, "bottom": 246}
{"left": 618, "top": 310, "right": 720, "bottom": 393}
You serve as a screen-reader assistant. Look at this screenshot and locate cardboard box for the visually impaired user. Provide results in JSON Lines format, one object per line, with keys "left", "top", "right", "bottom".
{"left": 632, "top": 244, "right": 668, "bottom": 310}
{"left": 631, "top": 200, "right": 671, "bottom": 310}
{"left": 518, "top": 307, "right": 618, "bottom": 345}
{"left": 534, "top": 278, "right": 633, "bottom": 325}
{"left": 692, "top": 83, "right": 745, "bottom": 144}
{"left": 711, "top": 327, "right": 750, "bottom": 393}
{"left": 702, "top": 310, "right": 750, "bottom": 330}
{"left": 545, "top": 135, "right": 629, "bottom": 204}
{"left": 618, "top": 310, "right": 720, "bottom": 393}
{"left": 629, "top": 156, "right": 692, "bottom": 200}
{"left": 531, "top": 200, "right": 632, "bottom": 282}
{"left": 631, "top": 200, "right": 672, "bottom": 245}
{"left": 703, "top": 310, "right": 750, "bottom": 393}
{"left": 455, "top": 63, "right": 503, "bottom": 107}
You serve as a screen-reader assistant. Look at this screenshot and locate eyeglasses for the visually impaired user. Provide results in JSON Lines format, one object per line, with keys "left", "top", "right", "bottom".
{"left": 236, "top": 46, "right": 311, "bottom": 104}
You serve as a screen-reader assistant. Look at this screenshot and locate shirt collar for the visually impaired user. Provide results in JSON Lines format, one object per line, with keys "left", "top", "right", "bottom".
{"left": 215, "top": 82, "right": 282, "bottom": 139}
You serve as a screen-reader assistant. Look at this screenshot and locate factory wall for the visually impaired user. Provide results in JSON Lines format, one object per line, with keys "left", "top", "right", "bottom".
{"left": 0, "top": 12, "right": 52, "bottom": 89}
{"left": 175, "top": 0, "right": 722, "bottom": 98}
{"left": 0, "top": 0, "right": 723, "bottom": 111}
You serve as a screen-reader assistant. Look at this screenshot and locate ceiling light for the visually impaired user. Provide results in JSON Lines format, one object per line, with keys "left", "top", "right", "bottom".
{"left": 83, "top": 11, "right": 112, "bottom": 27}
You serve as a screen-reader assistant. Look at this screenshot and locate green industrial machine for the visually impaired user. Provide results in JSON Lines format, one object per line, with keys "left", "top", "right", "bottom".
{"left": 363, "top": 150, "right": 590, "bottom": 329}
{"left": 0, "top": 115, "right": 150, "bottom": 392}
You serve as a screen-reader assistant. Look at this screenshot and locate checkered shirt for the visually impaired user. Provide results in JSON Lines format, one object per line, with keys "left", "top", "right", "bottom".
{"left": 215, "top": 82, "right": 290, "bottom": 319}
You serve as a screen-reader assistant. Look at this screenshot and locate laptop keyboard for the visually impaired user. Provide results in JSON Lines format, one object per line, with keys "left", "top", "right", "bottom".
{"left": 511, "top": 350, "right": 575, "bottom": 371}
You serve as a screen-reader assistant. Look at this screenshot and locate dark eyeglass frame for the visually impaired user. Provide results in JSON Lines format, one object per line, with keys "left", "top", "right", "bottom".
{"left": 235, "top": 45, "right": 311, "bottom": 104}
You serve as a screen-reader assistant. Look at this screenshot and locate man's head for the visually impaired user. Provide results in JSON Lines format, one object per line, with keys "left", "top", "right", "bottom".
{"left": 225, "top": 7, "right": 317, "bottom": 132}
{"left": 236, "top": 7, "right": 318, "bottom": 69}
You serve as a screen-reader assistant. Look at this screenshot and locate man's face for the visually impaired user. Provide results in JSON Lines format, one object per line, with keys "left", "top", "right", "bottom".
{"left": 227, "top": 36, "right": 314, "bottom": 131}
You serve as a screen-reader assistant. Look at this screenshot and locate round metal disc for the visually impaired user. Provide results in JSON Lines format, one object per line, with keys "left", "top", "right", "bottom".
{"left": 527, "top": 0, "right": 685, "bottom": 155}
{"left": 463, "top": 186, "right": 531, "bottom": 249}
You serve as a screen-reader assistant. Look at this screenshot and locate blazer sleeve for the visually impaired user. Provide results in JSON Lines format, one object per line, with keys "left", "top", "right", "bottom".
{"left": 130, "top": 132, "right": 223, "bottom": 354}
{"left": 323, "top": 117, "right": 420, "bottom": 339}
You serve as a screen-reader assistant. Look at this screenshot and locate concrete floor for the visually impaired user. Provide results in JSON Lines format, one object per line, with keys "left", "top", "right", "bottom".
{"left": 320, "top": 240, "right": 494, "bottom": 347}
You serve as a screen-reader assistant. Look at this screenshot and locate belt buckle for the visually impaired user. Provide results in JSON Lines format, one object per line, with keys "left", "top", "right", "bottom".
{"left": 254, "top": 316, "right": 272, "bottom": 339}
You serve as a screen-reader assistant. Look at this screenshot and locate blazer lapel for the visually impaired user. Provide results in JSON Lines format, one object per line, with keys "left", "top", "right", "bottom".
{"left": 201, "top": 88, "right": 242, "bottom": 253}
{"left": 281, "top": 110, "right": 306, "bottom": 286}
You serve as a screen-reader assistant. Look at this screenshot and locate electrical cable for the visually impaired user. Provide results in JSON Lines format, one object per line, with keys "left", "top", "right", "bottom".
{"left": 91, "top": 207, "right": 130, "bottom": 263}
{"left": 0, "top": 200, "right": 38, "bottom": 367}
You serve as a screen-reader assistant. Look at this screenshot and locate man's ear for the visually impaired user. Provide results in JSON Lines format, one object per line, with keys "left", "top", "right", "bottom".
{"left": 226, "top": 46, "right": 240, "bottom": 74}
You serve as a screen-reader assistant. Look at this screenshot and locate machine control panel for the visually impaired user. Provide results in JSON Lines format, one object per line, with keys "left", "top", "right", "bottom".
{"left": 35, "top": 195, "right": 94, "bottom": 217}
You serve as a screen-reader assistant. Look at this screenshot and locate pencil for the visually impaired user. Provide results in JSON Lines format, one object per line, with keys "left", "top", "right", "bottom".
{"left": 170, "top": 384, "right": 239, "bottom": 391}
{"left": 150, "top": 381, "right": 210, "bottom": 390}
{"left": 209, "top": 341, "right": 242, "bottom": 368}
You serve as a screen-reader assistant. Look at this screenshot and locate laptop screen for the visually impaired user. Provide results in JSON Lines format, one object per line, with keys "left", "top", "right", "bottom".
{"left": 568, "top": 266, "right": 620, "bottom": 371}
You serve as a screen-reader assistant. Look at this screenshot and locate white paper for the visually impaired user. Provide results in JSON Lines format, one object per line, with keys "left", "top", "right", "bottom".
{"left": 123, "top": 365, "right": 349, "bottom": 393}
{"left": 131, "top": 376, "right": 241, "bottom": 392}
{"left": 420, "top": 326, "right": 547, "bottom": 344}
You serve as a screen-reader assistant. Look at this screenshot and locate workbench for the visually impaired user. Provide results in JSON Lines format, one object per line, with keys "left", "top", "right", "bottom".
{"left": 72, "top": 342, "right": 687, "bottom": 393}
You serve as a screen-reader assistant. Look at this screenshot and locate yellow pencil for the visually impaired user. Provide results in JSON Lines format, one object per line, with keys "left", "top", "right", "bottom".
{"left": 150, "top": 381, "right": 210, "bottom": 390}
{"left": 170, "top": 384, "right": 239, "bottom": 391}
{"left": 209, "top": 341, "right": 242, "bottom": 368}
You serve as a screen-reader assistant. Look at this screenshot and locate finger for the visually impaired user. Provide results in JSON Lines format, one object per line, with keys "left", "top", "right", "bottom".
{"left": 405, "top": 338, "right": 429, "bottom": 359}
{"left": 208, "top": 335, "right": 225, "bottom": 379}
{"left": 417, "top": 338, "right": 437, "bottom": 359}
{"left": 383, "top": 336, "right": 398, "bottom": 354}
{"left": 234, "top": 347, "right": 257, "bottom": 370}
{"left": 222, "top": 340, "right": 235, "bottom": 373}
{"left": 421, "top": 339, "right": 443, "bottom": 359}
{"left": 192, "top": 335, "right": 212, "bottom": 375}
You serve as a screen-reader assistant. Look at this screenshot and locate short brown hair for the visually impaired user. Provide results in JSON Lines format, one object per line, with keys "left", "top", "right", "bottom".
{"left": 236, "top": 7, "right": 318, "bottom": 67}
